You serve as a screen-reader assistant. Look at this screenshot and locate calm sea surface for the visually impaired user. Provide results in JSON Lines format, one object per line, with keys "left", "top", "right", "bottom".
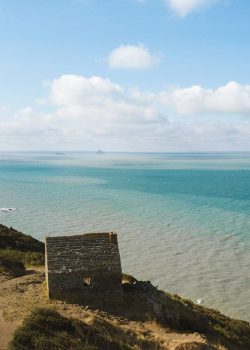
{"left": 0, "top": 152, "right": 249, "bottom": 321}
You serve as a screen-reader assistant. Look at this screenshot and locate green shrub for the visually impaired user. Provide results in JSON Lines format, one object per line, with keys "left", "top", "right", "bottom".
{"left": 0, "top": 250, "right": 25, "bottom": 277}
{"left": 160, "top": 289, "right": 250, "bottom": 348}
{"left": 0, "top": 224, "right": 44, "bottom": 268}
{"left": 8, "top": 308, "right": 134, "bottom": 350}
{"left": 0, "top": 248, "right": 44, "bottom": 267}
{"left": 0, "top": 224, "right": 44, "bottom": 253}
{"left": 9, "top": 308, "right": 95, "bottom": 350}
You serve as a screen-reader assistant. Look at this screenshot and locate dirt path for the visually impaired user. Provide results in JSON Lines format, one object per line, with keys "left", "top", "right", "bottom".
{"left": 0, "top": 310, "right": 20, "bottom": 350}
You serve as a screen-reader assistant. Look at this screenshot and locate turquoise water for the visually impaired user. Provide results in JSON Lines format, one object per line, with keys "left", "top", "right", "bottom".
{"left": 0, "top": 152, "right": 249, "bottom": 321}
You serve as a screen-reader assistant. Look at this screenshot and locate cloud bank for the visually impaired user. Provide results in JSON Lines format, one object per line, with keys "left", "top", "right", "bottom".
{"left": 160, "top": 81, "right": 250, "bottom": 115}
{"left": 0, "top": 75, "right": 250, "bottom": 151}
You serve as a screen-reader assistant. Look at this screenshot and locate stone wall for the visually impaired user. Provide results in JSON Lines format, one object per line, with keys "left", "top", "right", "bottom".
{"left": 45, "top": 232, "right": 122, "bottom": 299}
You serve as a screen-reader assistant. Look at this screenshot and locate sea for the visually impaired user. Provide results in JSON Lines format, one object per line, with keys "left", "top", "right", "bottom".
{"left": 0, "top": 152, "right": 249, "bottom": 321}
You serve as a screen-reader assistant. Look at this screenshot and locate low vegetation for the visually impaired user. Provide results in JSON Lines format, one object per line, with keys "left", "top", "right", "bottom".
{"left": 0, "top": 248, "right": 44, "bottom": 267}
{"left": 0, "top": 224, "right": 44, "bottom": 253}
{"left": 0, "top": 224, "right": 44, "bottom": 276}
{"left": 124, "top": 281, "right": 250, "bottom": 349}
{"left": 162, "top": 290, "right": 250, "bottom": 348}
{"left": 175, "top": 344, "right": 214, "bottom": 350}
{"left": 8, "top": 308, "right": 160, "bottom": 350}
{"left": 1, "top": 225, "right": 250, "bottom": 350}
{"left": 0, "top": 250, "right": 25, "bottom": 277}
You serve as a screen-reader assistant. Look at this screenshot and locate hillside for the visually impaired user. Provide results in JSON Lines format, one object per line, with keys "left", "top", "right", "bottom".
{"left": 0, "top": 225, "right": 250, "bottom": 350}
{"left": 0, "top": 224, "right": 44, "bottom": 279}
{"left": 0, "top": 224, "right": 44, "bottom": 253}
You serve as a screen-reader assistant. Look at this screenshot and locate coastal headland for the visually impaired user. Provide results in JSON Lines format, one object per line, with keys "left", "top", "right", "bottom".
{"left": 0, "top": 224, "right": 250, "bottom": 350}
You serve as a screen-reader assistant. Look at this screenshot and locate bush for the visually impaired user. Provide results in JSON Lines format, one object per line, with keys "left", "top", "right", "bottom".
{"left": 0, "top": 224, "right": 44, "bottom": 268}
{"left": 0, "top": 250, "right": 25, "bottom": 277}
{"left": 1, "top": 249, "right": 44, "bottom": 267}
{"left": 8, "top": 308, "right": 134, "bottom": 350}
{"left": 9, "top": 308, "right": 95, "bottom": 350}
{"left": 0, "top": 224, "right": 44, "bottom": 253}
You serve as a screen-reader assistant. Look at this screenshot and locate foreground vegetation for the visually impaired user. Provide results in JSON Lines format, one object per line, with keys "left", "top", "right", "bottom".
{"left": 0, "top": 250, "right": 26, "bottom": 277}
{"left": 163, "top": 290, "right": 250, "bottom": 348}
{"left": 8, "top": 308, "right": 159, "bottom": 350}
{"left": 123, "top": 281, "right": 250, "bottom": 349}
{"left": 6, "top": 275, "right": 250, "bottom": 350}
{"left": 0, "top": 224, "right": 44, "bottom": 276}
{"left": 1, "top": 224, "right": 250, "bottom": 349}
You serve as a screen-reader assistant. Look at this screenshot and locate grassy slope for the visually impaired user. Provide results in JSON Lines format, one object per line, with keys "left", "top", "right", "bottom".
{"left": 1, "top": 226, "right": 250, "bottom": 349}
{"left": 0, "top": 224, "right": 44, "bottom": 277}
{"left": 8, "top": 308, "right": 160, "bottom": 350}
{"left": 164, "top": 289, "right": 250, "bottom": 348}
{"left": 125, "top": 281, "right": 250, "bottom": 349}
{"left": 6, "top": 274, "right": 250, "bottom": 350}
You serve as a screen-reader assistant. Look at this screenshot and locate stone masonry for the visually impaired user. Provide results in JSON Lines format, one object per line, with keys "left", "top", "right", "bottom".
{"left": 45, "top": 232, "right": 122, "bottom": 299}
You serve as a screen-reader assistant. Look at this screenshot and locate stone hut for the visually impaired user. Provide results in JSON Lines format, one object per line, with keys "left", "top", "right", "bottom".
{"left": 45, "top": 232, "right": 122, "bottom": 299}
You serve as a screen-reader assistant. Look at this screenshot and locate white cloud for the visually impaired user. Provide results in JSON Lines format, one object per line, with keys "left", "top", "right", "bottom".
{"left": 50, "top": 75, "right": 123, "bottom": 105}
{"left": 1, "top": 76, "right": 250, "bottom": 151}
{"left": 165, "top": 0, "right": 217, "bottom": 17}
{"left": 108, "top": 45, "right": 159, "bottom": 70}
{"left": 50, "top": 75, "right": 164, "bottom": 124}
{"left": 161, "top": 81, "right": 250, "bottom": 115}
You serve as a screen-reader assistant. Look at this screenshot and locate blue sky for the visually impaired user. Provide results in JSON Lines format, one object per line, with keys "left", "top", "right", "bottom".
{"left": 0, "top": 0, "right": 250, "bottom": 151}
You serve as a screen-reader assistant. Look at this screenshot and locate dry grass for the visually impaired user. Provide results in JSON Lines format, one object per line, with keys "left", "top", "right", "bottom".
{"left": 0, "top": 272, "right": 233, "bottom": 350}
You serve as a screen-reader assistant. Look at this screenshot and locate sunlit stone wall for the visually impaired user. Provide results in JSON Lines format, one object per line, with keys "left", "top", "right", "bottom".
{"left": 45, "top": 232, "right": 122, "bottom": 299}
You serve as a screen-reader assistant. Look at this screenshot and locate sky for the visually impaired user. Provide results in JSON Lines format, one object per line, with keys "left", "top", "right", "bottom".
{"left": 0, "top": 0, "right": 250, "bottom": 152}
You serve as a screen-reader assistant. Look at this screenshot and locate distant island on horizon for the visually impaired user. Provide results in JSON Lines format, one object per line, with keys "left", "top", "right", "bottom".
{"left": 96, "top": 149, "right": 105, "bottom": 154}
